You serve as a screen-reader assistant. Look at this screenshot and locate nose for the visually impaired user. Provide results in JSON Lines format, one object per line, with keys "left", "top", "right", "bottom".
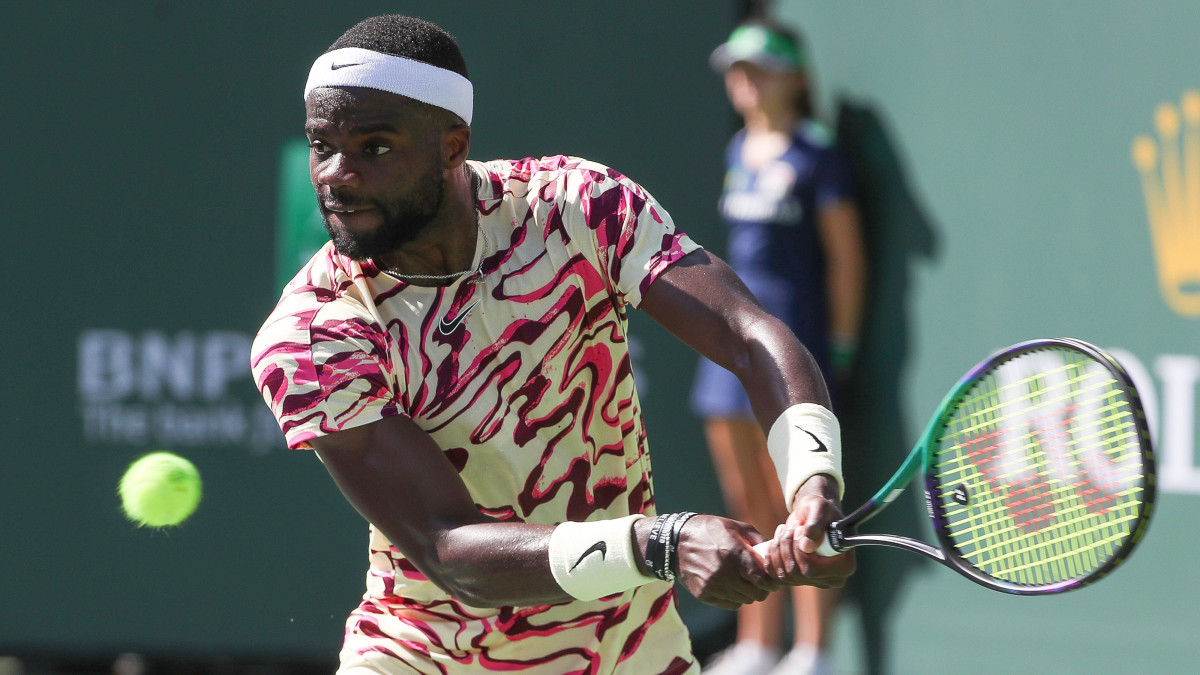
{"left": 313, "top": 152, "right": 360, "bottom": 189}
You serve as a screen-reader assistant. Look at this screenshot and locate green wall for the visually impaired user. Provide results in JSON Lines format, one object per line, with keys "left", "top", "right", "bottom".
{"left": 1, "top": 0, "right": 736, "bottom": 665}
{"left": 778, "top": 1, "right": 1200, "bottom": 672}
{"left": 6, "top": 1, "right": 1197, "bottom": 672}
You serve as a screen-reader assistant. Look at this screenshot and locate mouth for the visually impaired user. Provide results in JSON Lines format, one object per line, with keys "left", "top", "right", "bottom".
{"left": 322, "top": 200, "right": 378, "bottom": 225}
{"left": 323, "top": 202, "right": 372, "bottom": 215}
{"left": 321, "top": 204, "right": 381, "bottom": 238}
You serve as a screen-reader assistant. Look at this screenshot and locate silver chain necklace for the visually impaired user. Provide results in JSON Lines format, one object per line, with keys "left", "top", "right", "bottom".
{"left": 383, "top": 226, "right": 488, "bottom": 283}
{"left": 382, "top": 171, "right": 487, "bottom": 283}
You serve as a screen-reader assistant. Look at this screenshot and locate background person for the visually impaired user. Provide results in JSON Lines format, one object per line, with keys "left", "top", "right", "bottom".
{"left": 692, "top": 19, "right": 866, "bottom": 675}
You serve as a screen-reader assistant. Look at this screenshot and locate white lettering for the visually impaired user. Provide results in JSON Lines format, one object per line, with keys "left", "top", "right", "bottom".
{"left": 994, "top": 352, "right": 1054, "bottom": 483}
{"left": 153, "top": 404, "right": 248, "bottom": 446}
{"left": 82, "top": 403, "right": 149, "bottom": 443}
{"left": 78, "top": 330, "right": 135, "bottom": 403}
{"left": 721, "top": 193, "right": 802, "bottom": 224}
{"left": 1108, "top": 348, "right": 1160, "bottom": 444}
{"left": 1110, "top": 348, "right": 1200, "bottom": 495}
{"left": 981, "top": 351, "right": 1147, "bottom": 525}
{"left": 140, "top": 331, "right": 196, "bottom": 400}
{"left": 1156, "top": 354, "right": 1200, "bottom": 493}
{"left": 77, "top": 329, "right": 278, "bottom": 453}
{"left": 202, "top": 332, "right": 252, "bottom": 401}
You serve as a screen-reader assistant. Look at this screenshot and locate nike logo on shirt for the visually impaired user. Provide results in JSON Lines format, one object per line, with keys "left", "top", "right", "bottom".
{"left": 438, "top": 300, "right": 479, "bottom": 335}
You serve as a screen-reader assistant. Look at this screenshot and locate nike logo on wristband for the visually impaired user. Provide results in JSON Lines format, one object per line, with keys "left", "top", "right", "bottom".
{"left": 571, "top": 541, "right": 607, "bottom": 571}
{"left": 438, "top": 300, "right": 479, "bottom": 335}
{"left": 795, "top": 427, "right": 829, "bottom": 453}
{"left": 330, "top": 62, "right": 363, "bottom": 70}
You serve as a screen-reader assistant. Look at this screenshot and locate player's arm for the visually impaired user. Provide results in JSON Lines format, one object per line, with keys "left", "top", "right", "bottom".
{"left": 310, "top": 416, "right": 561, "bottom": 607}
{"left": 638, "top": 248, "right": 855, "bottom": 586}
{"left": 310, "top": 414, "right": 778, "bottom": 609}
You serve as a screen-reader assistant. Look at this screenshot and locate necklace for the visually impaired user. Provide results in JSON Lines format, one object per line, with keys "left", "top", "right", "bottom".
{"left": 383, "top": 227, "right": 488, "bottom": 283}
{"left": 383, "top": 170, "right": 487, "bottom": 283}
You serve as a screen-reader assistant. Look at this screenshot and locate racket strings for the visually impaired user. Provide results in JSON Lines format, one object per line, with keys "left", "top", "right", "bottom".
{"left": 929, "top": 348, "right": 1148, "bottom": 588}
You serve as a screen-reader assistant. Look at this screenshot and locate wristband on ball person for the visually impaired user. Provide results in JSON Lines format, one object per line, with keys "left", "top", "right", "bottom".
{"left": 766, "top": 403, "right": 844, "bottom": 509}
{"left": 831, "top": 333, "right": 858, "bottom": 373}
{"left": 548, "top": 514, "right": 653, "bottom": 601}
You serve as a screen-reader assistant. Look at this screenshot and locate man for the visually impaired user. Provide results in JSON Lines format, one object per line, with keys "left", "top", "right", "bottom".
{"left": 252, "top": 14, "right": 853, "bottom": 675}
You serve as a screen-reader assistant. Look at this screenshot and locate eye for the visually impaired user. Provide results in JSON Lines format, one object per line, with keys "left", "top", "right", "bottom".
{"left": 365, "top": 144, "right": 392, "bottom": 156}
{"left": 308, "top": 139, "right": 330, "bottom": 154}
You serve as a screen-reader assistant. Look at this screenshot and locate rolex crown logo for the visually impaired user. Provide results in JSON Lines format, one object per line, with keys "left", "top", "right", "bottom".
{"left": 1132, "top": 90, "right": 1200, "bottom": 318}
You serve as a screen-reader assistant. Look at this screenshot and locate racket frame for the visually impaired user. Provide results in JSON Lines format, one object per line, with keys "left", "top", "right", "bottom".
{"left": 823, "top": 337, "right": 1157, "bottom": 595}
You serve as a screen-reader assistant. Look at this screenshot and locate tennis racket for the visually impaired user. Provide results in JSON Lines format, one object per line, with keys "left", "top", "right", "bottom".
{"left": 754, "top": 337, "right": 1156, "bottom": 595}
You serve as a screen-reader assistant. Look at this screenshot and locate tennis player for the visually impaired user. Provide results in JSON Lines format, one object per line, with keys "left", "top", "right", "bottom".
{"left": 251, "top": 14, "right": 854, "bottom": 674}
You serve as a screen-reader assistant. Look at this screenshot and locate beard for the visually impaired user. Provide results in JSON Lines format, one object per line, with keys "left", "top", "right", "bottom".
{"left": 321, "top": 166, "right": 446, "bottom": 261}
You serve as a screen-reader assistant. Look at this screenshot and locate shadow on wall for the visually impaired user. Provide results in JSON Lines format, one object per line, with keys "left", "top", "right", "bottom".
{"left": 833, "top": 97, "right": 940, "bottom": 675}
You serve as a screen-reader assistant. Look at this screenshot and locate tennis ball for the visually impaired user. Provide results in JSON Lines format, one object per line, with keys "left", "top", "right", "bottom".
{"left": 118, "top": 451, "right": 202, "bottom": 528}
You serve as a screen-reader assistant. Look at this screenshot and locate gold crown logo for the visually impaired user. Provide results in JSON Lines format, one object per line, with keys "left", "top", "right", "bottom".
{"left": 1132, "top": 90, "right": 1200, "bottom": 318}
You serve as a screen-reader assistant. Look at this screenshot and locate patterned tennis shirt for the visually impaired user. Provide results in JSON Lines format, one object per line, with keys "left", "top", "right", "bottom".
{"left": 252, "top": 156, "right": 701, "bottom": 674}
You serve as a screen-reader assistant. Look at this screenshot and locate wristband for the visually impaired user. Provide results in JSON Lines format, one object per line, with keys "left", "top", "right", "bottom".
{"left": 645, "top": 512, "right": 698, "bottom": 583}
{"left": 655, "top": 512, "right": 686, "bottom": 582}
{"left": 548, "top": 515, "right": 653, "bottom": 601}
{"left": 643, "top": 514, "right": 673, "bottom": 581}
{"left": 767, "top": 403, "right": 844, "bottom": 509}
{"left": 666, "top": 512, "right": 699, "bottom": 580}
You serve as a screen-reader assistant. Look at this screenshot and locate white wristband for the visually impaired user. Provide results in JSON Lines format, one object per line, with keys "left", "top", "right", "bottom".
{"left": 767, "top": 403, "right": 844, "bottom": 509}
{"left": 548, "top": 514, "right": 654, "bottom": 601}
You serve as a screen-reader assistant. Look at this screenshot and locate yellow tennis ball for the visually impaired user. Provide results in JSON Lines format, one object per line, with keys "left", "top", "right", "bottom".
{"left": 118, "top": 452, "right": 202, "bottom": 528}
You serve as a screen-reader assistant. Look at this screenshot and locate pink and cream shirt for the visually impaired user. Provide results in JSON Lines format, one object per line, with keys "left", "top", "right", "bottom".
{"left": 252, "top": 156, "right": 702, "bottom": 673}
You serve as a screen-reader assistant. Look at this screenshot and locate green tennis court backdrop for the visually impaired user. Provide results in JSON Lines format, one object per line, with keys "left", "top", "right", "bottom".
{"left": 2, "top": 1, "right": 1198, "bottom": 672}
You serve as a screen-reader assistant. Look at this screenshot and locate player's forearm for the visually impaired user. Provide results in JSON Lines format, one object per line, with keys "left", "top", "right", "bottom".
{"left": 733, "top": 322, "right": 846, "bottom": 514}
{"left": 423, "top": 521, "right": 575, "bottom": 607}
{"left": 389, "top": 514, "right": 659, "bottom": 608}
{"left": 313, "top": 429, "right": 576, "bottom": 608}
{"left": 425, "top": 516, "right": 661, "bottom": 607}
{"left": 733, "top": 314, "right": 833, "bottom": 432}
{"left": 326, "top": 493, "right": 575, "bottom": 607}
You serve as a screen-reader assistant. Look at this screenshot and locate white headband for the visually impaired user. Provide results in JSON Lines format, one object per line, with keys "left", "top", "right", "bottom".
{"left": 304, "top": 47, "right": 474, "bottom": 125}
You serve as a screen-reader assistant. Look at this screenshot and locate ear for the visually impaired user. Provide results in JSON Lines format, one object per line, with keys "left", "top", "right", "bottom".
{"left": 442, "top": 124, "right": 472, "bottom": 169}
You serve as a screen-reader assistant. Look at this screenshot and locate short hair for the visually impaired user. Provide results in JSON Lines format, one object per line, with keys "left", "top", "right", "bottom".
{"left": 327, "top": 14, "right": 469, "bottom": 79}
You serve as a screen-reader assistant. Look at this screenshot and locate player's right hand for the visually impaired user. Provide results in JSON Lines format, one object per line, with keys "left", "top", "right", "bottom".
{"left": 758, "top": 476, "right": 856, "bottom": 589}
{"left": 673, "top": 515, "right": 781, "bottom": 610}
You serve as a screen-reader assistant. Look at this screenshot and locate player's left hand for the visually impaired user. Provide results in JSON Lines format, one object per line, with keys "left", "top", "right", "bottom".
{"left": 759, "top": 475, "right": 855, "bottom": 588}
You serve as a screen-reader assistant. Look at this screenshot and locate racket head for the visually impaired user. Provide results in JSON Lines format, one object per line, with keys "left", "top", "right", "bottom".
{"left": 920, "top": 338, "right": 1156, "bottom": 594}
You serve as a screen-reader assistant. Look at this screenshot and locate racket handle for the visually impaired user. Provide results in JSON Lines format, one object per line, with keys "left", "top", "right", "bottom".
{"left": 752, "top": 533, "right": 838, "bottom": 558}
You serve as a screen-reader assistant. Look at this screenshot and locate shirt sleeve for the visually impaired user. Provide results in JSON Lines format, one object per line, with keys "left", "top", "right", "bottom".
{"left": 567, "top": 161, "right": 702, "bottom": 307}
{"left": 251, "top": 295, "right": 404, "bottom": 450}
